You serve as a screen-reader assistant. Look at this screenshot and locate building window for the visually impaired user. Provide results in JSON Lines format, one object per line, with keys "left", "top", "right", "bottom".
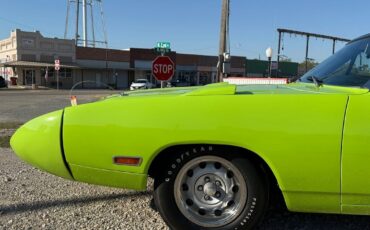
{"left": 42, "top": 68, "right": 54, "bottom": 78}
{"left": 58, "top": 68, "right": 72, "bottom": 78}
{"left": 21, "top": 54, "right": 36, "bottom": 61}
{"left": 21, "top": 38, "right": 35, "bottom": 48}
{"left": 41, "top": 68, "right": 71, "bottom": 78}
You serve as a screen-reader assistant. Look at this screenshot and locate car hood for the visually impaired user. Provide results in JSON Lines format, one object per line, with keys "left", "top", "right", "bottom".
{"left": 126, "top": 82, "right": 368, "bottom": 96}
{"left": 102, "top": 82, "right": 369, "bottom": 102}
{"left": 236, "top": 83, "right": 369, "bottom": 95}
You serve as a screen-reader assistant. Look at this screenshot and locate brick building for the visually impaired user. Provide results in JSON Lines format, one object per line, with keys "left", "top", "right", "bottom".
{"left": 0, "top": 29, "right": 246, "bottom": 89}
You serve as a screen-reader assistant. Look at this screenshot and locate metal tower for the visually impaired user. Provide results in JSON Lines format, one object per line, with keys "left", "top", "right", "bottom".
{"left": 64, "top": 0, "right": 108, "bottom": 48}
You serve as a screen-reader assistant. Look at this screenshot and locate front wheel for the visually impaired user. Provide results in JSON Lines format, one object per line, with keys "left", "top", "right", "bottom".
{"left": 153, "top": 146, "right": 268, "bottom": 230}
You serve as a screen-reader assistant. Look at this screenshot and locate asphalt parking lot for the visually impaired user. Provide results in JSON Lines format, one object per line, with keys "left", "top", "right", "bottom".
{"left": 1, "top": 89, "right": 370, "bottom": 229}
{"left": 0, "top": 89, "right": 123, "bottom": 123}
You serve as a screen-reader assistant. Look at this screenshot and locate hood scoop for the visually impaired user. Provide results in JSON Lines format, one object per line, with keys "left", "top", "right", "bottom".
{"left": 185, "top": 82, "right": 236, "bottom": 96}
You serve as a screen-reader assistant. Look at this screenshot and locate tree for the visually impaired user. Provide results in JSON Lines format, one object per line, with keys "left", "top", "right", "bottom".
{"left": 281, "top": 58, "right": 292, "bottom": 62}
{"left": 298, "top": 59, "right": 319, "bottom": 75}
{"left": 279, "top": 55, "right": 292, "bottom": 62}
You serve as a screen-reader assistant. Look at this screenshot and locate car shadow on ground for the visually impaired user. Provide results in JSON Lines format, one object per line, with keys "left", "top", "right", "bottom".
{"left": 150, "top": 196, "right": 370, "bottom": 230}
{"left": 257, "top": 209, "right": 370, "bottom": 230}
{"left": 0, "top": 191, "right": 151, "bottom": 216}
{"left": 2, "top": 190, "right": 370, "bottom": 229}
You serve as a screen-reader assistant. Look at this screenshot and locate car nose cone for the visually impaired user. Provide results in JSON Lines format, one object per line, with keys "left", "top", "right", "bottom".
{"left": 10, "top": 110, "right": 73, "bottom": 180}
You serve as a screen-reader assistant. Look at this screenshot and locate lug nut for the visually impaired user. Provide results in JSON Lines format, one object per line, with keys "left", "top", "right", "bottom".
{"left": 215, "top": 180, "right": 221, "bottom": 186}
{"left": 215, "top": 191, "right": 221, "bottom": 198}
{"left": 197, "top": 185, "right": 203, "bottom": 191}
{"left": 204, "top": 195, "right": 211, "bottom": 201}
{"left": 204, "top": 177, "right": 210, "bottom": 182}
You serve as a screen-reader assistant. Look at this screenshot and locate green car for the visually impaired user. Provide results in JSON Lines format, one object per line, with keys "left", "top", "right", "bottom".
{"left": 11, "top": 34, "right": 370, "bottom": 230}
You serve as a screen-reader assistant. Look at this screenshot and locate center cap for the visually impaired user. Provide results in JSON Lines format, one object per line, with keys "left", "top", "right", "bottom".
{"left": 203, "top": 182, "right": 217, "bottom": 196}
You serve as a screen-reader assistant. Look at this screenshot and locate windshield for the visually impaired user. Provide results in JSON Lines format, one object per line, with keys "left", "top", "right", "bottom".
{"left": 300, "top": 37, "right": 370, "bottom": 88}
{"left": 135, "top": 79, "right": 147, "bottom": 83}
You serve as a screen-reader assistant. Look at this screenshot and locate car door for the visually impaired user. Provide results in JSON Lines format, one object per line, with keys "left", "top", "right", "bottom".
{"left": 341, "top": 52, "right": 370, "bottom": 212}
{"left": 342, "top": 93, "right": 370, "bottom": 212}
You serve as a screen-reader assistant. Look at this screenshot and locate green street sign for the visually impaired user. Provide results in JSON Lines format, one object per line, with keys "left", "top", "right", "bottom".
{"left": 156, "top": 42, "right": 171, "bottom": 49}
{"left": 154, "top": 47, "right": 171, "bottom": 54}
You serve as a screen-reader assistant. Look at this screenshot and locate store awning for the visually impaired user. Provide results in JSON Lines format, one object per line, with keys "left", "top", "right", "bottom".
{"left": 0, "top": 61, "right": 80, "bottom": 69}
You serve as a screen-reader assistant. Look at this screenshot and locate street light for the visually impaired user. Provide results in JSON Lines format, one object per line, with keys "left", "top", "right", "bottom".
{"left": 223, "top": 52, "right": 231, "bottom": 77}
{"left": 265, "top": 47, "right": 273, "bottom": 78}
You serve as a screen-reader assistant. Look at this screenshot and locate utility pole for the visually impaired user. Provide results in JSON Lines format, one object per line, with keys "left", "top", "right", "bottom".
{"left": 276, "top": 30, "right": 282, "bottom": 77}
{"left": 217, "top": 0, "right": 230, "bottom": 82}
{"left": 90, "top": 0, "right": 96, "bottom": 47}
{"left": 82, "top": 0, "right": 88, "bottom": 47}
{"left": 305, "top": 35, "right": 309, "bottom": 73}
{"left": 75, "top": 0, "right": 80, "bottom": 46}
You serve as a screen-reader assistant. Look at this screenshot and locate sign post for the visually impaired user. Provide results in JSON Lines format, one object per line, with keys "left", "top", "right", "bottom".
{"left": 55, "top": 59, "right": 60, "bottom": 90}
{"left": 152, "top": 56, "right": 175, "bottom": 88}
{"left": 153, "top": 42, "right": 173, "bottom": 87}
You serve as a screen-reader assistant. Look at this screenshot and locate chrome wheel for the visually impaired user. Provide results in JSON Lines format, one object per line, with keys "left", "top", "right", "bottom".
{"left": 174, "top": 156, "right": 247, "bottom": 228}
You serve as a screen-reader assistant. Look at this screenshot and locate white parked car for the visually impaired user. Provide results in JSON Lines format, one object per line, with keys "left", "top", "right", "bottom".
{"left": 130, "top": 79, "right": 153, "bottom": 90}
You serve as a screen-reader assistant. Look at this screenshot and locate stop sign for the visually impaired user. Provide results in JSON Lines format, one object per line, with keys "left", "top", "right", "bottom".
{"left": 152, "top": 56, "right": 175, "bottom": 81}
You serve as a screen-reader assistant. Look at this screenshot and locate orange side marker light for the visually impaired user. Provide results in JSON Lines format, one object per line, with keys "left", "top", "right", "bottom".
{"left": 113, "top": 156, "right": 142, "bottom": 166}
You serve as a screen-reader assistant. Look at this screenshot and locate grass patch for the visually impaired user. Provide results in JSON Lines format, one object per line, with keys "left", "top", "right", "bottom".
{"left": 0, "top": 136, "right": 11, "bottom": 148}
{"left": 0, "top": 122, "right": 22, "bottom": 148}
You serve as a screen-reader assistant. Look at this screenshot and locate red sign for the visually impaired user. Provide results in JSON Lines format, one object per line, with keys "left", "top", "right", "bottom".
{"left": 55, "top": 59, "right": 60, "bottom": 71}
{"left": 152, "top": 56, "right": 175, "bottom": 81}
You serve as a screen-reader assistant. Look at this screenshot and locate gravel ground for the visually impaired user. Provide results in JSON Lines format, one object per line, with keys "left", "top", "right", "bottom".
{"left": 2, "top": 147, "right": 370, "bottom": 230}
{"left": 2, "top": 90, "right": 370, "bottom": 229}
{"left": 0, "top": 148, "right": 167, "bottom": 230}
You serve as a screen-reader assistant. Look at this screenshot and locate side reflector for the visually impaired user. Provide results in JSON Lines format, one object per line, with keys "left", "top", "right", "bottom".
{"left": 113, "top": 156, "right": 142, "bottom": 166}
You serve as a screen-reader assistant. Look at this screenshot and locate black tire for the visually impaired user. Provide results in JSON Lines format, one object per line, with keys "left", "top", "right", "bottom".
{"left": 153, "top": 145, "right": 268, "bottom": 230}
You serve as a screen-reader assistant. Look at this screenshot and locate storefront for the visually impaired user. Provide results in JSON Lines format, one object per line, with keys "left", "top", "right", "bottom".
{"left": 0, "top": 29, "right": 247, "bottom": 89}
{"left": 0, "top": 61, "right": 79, "bottom": 88}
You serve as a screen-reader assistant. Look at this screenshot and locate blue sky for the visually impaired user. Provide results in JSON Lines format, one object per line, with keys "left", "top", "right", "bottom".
{"left": 0, "top": 0, "right": 369, "bottom": 62}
